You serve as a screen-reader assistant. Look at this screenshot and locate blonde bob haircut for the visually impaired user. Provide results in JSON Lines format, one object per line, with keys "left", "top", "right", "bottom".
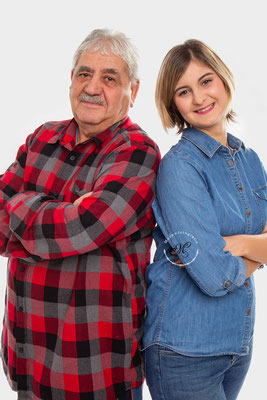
{"left": 155, "top": 39, "right": 235, "bottom": 133}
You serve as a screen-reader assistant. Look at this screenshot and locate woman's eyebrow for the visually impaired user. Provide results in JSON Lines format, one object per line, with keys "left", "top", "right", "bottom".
{"left": 175, "top": 72, "right": 214, "bottom": 93}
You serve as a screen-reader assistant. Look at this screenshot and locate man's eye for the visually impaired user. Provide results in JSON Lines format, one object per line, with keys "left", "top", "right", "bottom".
{"left": 76, "top": 73, "right": 90, "bottom": 81}
{"left": 105, "top": 76, "right": 115, "bottom": 83}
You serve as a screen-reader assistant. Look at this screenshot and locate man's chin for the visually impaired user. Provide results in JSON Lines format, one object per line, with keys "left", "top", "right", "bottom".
{"left": 75, "top": 113, "right": 106, "bottom": 127}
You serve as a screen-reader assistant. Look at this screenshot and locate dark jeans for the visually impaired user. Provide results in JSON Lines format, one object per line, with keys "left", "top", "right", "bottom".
{"left": 117, "top": 386, "right": 143, "bottom": 400}
{"left": 144, "top": 345, "right": 252, "bottom": 400}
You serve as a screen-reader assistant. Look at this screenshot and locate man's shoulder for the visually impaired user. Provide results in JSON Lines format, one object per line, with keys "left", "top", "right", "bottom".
{"left": 34, "top": 119, "right": 73, "bottom": 135}
{"left": 27, "top": 119, "right": 75, "bottom": 146}
{"left": 117, "top": 118, "right": 160, "bottom": 156}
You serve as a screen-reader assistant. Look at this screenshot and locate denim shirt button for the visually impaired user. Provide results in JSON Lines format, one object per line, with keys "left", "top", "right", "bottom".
{"left": 245, "top": 282, "right": 249, "bottom": 288}
{"left": 225, "top": 281, "right": 230, "bottom": 288}
{"left": 247, "top": 210, "right": 251, "bottom": 216}
{"left": 247, "top": 309, "right": 251, "bottom": 315}
{"left": 238, "top": 185, "right": 243, "bottom": 191}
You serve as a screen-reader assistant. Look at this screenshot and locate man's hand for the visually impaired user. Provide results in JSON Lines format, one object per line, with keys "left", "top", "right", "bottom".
{"left": 171, "top": 250, "right": 184, "bottom": 268}
{"left": 73, "top": 192, "right": 93, "bottom": 206}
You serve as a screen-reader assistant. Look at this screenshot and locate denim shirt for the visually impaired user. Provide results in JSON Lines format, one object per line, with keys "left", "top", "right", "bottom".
{"left": 143, "top": 128, "right": 267, "bottom": 357}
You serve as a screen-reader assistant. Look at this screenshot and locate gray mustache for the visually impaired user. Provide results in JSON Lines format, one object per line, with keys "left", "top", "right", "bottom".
{"left": 79, "top": 93, "right": 104, "bottom": 105}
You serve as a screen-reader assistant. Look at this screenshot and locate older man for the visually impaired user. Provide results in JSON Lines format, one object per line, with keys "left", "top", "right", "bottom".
{"left": 0, "top": 29, "right": 160, "bottom": 400}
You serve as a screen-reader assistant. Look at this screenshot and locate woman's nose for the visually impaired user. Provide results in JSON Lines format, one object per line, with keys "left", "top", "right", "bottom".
{"left": 192, "top": 90, "right": 206, "bottom": 105}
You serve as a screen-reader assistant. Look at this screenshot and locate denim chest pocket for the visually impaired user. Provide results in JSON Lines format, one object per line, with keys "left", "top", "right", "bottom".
{"left": 253, "top": 186, "right": 267, "bottom": 229}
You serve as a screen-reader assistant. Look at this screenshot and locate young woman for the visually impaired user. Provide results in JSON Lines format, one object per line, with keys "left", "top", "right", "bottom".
{"left": 142, "top": 40, "right": 267, "bottom": 400}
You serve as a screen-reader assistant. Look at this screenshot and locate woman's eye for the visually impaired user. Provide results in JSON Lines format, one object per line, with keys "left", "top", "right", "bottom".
{"left": 179, "top": 89, "right": 189, "bottom": 97}
{"left": 202, "top": 79, "right": 212, "bottom": 86}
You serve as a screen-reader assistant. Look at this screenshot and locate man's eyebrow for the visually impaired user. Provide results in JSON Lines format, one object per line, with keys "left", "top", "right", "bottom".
{"left": 75, "top": 66, "right": 121, "bottom": 80}
{"left": 102, "top": 68, "right": 120, "bottom": 75}
{"left": 174, "top": 72, "right": 214, "bottom": 93}
{"left": 102, "top": 68, "right": 122, "bottom": 83}
{"left": 75, "top": 66, "right": 94, "bottom": 74}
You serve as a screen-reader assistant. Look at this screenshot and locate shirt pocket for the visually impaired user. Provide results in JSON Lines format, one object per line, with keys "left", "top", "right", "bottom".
{"left": 253, "top": 186, "right": 267, "bottom": 229}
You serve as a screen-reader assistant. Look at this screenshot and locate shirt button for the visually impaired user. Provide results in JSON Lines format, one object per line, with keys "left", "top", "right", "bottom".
{"left": 70, "top": 155, "right": 75, "bottom": 161}
{"left": 225, "top": 281, "right": 230, "bottom": 288}
{"left": 238, "top": 185, "right": 243, "bottom": 191}
{"left": 20, "top": 267, "right": 26, "bottom": 272}
{"left": 19, "top": 307, "right": 23, "bottom": 312}
{"left": 247, "top": 309, "right": 251, "bottom": 315}
{"left": 245, "top": 282, "right": 249, "bottom": 288}
{"left": 247, "top": 211, "right": 251, "bottom": 216}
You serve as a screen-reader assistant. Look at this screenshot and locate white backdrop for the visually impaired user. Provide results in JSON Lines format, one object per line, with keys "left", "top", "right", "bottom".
{"left": 1, "top": 1, "right": 266, "bottom": 398}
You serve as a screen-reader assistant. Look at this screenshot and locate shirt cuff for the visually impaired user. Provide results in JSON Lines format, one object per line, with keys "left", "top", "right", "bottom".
{"left": 224, "top": 256, "right": 247, "bottom": 291}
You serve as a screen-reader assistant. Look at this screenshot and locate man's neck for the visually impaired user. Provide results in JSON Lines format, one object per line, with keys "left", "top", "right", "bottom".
{"left": 76, "top": 117, "right": 126, "bottom": 144}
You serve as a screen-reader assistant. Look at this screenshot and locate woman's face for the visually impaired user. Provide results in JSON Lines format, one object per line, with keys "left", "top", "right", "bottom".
{"left": 173, "top": 59, "right": 230, "bottom": 138}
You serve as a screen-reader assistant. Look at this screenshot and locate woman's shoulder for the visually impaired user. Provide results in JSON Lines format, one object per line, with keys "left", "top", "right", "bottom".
{"left": 236, "top": 139, "right": 265, "bottom": 168}
{"left": 160, "top": 132, "right": 207, "bottom": 172}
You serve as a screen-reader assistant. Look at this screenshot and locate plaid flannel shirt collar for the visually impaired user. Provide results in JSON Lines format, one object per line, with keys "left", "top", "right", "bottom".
{"left": 50, "top": 116, "right": 130, "bottom": 151}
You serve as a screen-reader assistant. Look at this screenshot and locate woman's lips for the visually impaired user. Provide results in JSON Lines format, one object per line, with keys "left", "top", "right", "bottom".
{"left": 195, "top": 103, "right": 215, "bottom": 114}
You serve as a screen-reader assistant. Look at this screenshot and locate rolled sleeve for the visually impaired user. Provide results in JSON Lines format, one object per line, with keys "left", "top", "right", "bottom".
{"left": 153, "top": 152, "right": 247, "bottom": 297}
{"left": 0, "top": 134, "right": 42, "bottom": 263}
{"left": 223, "top": 256, "right": 247, "bottom": 291}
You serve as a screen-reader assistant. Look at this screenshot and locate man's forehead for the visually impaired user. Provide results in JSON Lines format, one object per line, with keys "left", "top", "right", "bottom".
{"left": 75, "top": 49, "right": 127, "bottom": 72}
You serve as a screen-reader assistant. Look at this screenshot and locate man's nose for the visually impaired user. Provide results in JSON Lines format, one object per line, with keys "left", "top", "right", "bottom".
{"left": 84, "top": 76, "right": 102, "bottom": 95}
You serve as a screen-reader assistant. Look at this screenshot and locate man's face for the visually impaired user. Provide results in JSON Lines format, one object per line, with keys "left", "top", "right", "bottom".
{"left": 69, "top": 49, "right": 139, "bottom": 141}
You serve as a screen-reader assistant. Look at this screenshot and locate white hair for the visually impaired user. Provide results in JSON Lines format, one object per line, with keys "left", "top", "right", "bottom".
{"left": 72, "top": 28, "right": 139, "bottom": 84}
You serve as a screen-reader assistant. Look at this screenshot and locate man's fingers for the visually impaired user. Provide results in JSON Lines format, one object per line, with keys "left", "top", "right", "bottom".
{"left": 74, "top": 191, "right": 93, "bottom": 206}
{"left": 170, "top": 250, "right": 185, "bottom": 268}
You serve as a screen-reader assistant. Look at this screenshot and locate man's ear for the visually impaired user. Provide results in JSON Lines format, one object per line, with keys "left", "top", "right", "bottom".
{"left": 130, "top": 80, "right": 140, "bottom": 107}
{"left": 70, "top": 69, "right": 75, "bottom": 80}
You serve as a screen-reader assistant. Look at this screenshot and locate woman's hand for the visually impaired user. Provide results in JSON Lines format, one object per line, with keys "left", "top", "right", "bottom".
{"left": 244, "top": 257, "right": 262, "bottom": 279}
{"left": 223, "top": 235, "right": 244, "bottom": 257}
{"left": 223, "top": 221, "right": 267, "bottom": 263}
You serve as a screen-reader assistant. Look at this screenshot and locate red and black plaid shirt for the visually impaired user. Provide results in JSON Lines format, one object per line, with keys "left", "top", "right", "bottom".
{"left": 0, "top": 116, "right": 160, "bottom": 399}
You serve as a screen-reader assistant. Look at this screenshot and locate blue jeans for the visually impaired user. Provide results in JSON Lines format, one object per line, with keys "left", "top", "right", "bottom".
{"left": 132, "top": 386, "right": 143, "bottom": 400}
{"left": 144, "top": 345, "right": 252, "bottom": 400}
{"left": 117, "top": 386, "right": 143, "bottom": 399}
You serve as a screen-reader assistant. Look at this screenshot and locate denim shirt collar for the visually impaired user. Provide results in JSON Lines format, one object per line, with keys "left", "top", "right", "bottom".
{"left": 182, "top": 128, "right": 245, "bottom": 158}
